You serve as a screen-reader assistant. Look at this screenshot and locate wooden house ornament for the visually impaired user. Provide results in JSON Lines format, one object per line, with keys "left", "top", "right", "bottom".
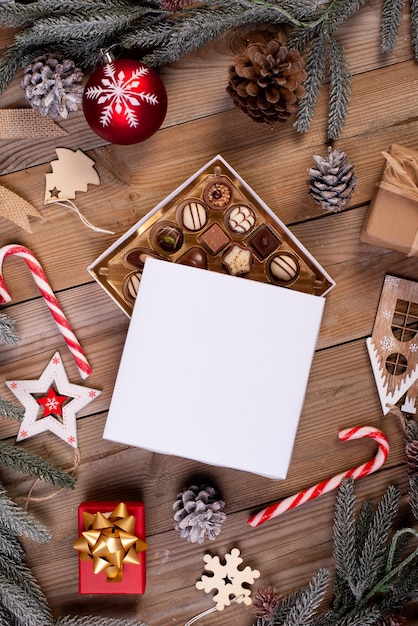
{"left": 366, "top": 275, "right": 418, "bottom": 415}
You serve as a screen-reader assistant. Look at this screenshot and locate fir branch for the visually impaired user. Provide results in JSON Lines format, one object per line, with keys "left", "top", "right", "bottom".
{"left": 0, "top": 570, "right": 53, "bottom": 626}
{"left": 412, "top": 0, "right": 418, "bottom": 61}
{"left": 0, "top": 395, "right": 24, "bottom": 421}
{"left": 284, "top": 568, "right": 330, "bottom": 626}
{"left": 56, "top": 618, "right": 148, "bottom": 626}
{"left": 0, "top": 311, "right": 19, "bottom": 346}
{"left": 325, "top": 0, "right": 369, "bottom": 35}
{"left": 332, "top": 479, "right": 357, "bottom": 606}
{"left": 0, "top": 605, "right": 15, "bottom": 626}
{"left": 0, "top": 526, "right": 25, "bottom": 561}
{"left": 327, "top": 34, "right": 351, "bottom": 140}
{"left": 0, "top": 480, "right": 51, "bottom": 544}
{"left": 294, "top": 32, "right": 328, "bottom": 134}
{"left": 0, "top": 552, "right": 52, "bottom": 619}
{"left": 353, "top": 485, "right": 399, "bottom": 600}
{"left": 410, "top": 474, "right": 418, "bottom": 520}
{"left": 380, "top": 0, "right": 405, "bottom": 53}
{"left": 0, "top": 441, "right": 76, "bottom": 489}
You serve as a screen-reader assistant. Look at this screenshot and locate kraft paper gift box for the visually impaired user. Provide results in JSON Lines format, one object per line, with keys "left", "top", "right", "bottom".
{"left": 103, "top": 258, "right": 325, "bottom": 480}
{"left": 361, "top": 144, "right": 418, "bottom": 257}
{"left": 75, "top": 501, "right": 146, "bottom": 594}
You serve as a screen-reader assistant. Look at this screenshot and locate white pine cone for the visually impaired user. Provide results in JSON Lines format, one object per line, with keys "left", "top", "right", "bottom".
{"left": 173, "top": 484, "right": 226, "bottom": 544}
{"left": 307, "top": 146, "right": 357, "bottom": 212}
{"left": 21, "top": 53, "right": 84, "bottom": 119}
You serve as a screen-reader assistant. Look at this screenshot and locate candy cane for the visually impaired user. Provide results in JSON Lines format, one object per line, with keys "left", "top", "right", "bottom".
{"left": 248, "top": 426, "right": 389, "bottom": 528}
{"left": 0, "top": 244, "right": 92, "bottom": 379}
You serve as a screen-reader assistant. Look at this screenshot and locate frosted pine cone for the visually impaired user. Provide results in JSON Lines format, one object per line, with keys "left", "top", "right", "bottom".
{"left": 307, "top": 147, "right": 357, "bottom": 212}
{"left": 226, "top": 39, "right": 306, "bottom": 124}
{"left": 21, "top": 53, "right": 84, "bottom": 119}
{"left": 173, "top": 484, "right": 226, "bottom": 544}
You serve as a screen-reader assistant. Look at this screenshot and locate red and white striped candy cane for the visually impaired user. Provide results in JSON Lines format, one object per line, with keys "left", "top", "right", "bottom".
{"left": 248, "top": 426, "right": 389, "bottom": 528}
{"left": 0, "top": 244, "right": 92, "bottom": 379}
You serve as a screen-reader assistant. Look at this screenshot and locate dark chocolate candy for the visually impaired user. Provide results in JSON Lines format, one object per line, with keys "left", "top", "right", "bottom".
{"left": 124, "top": 248, "right": 164, "bottom": 269}
{"left": 177, "top": 247, "right": 208, "bottom": 269}
{"left": 247, "top": 224, "right": 281, "bottom": 260}
{"left": 154, "top": 224, "right": 183, "bottom": 252}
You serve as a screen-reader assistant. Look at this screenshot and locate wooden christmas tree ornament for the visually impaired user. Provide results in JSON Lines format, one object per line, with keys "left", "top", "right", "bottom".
{"left": 366, "top": 275, "right": 418, "bottom": 414}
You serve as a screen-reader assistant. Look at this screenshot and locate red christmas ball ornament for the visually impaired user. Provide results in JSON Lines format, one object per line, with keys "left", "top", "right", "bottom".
{"left": 83, "top": 56, "right": 167, "bottom": 145}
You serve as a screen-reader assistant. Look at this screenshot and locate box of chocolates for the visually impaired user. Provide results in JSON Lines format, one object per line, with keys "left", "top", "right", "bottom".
{"left": 89, "top": 155, "right": 335, "bottom": 316}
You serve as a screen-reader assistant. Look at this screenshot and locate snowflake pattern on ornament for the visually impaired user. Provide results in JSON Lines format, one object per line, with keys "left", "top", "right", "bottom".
{"left": 410, "top": 343, "right": 418, "bottom": 353}
{"left": 380, "top": 335, "right": 397, "bottom": 351}
{"left": 384, "top": 275, "right": 400, "bottom": 288}
{"left": 382, "top": 309, "right": 392, "bottom": 320}
{"left": 84, "top": 62, "right": 159, "bottom": 129}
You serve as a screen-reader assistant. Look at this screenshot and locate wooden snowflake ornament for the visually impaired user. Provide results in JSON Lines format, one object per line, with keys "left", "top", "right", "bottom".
{"left": 195, "top": 548, "right": 260, "bottom": 610}
{"left": 366, "top": 275, "right": 418, "bottom": 414}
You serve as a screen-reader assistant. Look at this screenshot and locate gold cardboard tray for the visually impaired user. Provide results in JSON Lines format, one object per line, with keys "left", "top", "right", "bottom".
{"left": 89, "top": 157, "right": 334, "bottom": 316}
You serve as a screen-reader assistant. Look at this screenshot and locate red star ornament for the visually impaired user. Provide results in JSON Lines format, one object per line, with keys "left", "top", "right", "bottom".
{"left": 37, "top": 386, "right": 68, "bottom": 417}
{"left": 6, "top": 351, "right": 101, "bottom": 448}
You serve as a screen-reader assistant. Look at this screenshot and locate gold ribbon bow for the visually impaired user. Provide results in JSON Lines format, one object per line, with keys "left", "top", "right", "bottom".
{"left": 73, "top": 503, "right": 148, "bottom": 582}
{"left": 378, "top": 145, "right": 418, "bottom": 257}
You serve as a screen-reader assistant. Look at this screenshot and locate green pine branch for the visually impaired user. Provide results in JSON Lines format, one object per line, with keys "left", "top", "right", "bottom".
{"left": 0, "top": 311, "right": 19, "bottom": 346}
{"left": 0, "top": 395, "right": 24, "bottom": 421}
{"left": 0, "top": 571, "right": 53, "bottom": 626}
{"left": 0, "top": 552, "right": 52, "bottom": 619}
{"left": 380, "top": 0, "right": 405, "bottom": 53}
{"left": 327, "top": 34, "right": 351, "bottom": 140}
{"left": 294, "top": 32, "right": 328, "bottom": 134}
{"left": 56, "top": 618, "right": 148, "bottom": 625}
{"left": 0, "top": 527, "right": 25, "bottom": 561}
{"left": 0, "top": 441, "right": 76, "bottom": 489}
{"left": 0, "top": 480, "right": 51, "bottom": 544}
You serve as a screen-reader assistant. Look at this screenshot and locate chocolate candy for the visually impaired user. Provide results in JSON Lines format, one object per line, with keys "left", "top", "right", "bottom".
{"left": 199, "top": 223, "right": 231, "bottom": 255}
{"left": 228, "top": 205, "right": 256, "bottom": 234}
{"left": 180, "top": 200, "right": 208, "bottom": 231}
{"left": 269, "top": 253, "right": 299, "bottom": 284}
{"left": 124, "top": 248, "right": 164, "bottom": 269}
{"left": 247, "top": 224, "right": 281, "bottom": 260}
{"left": 122, "top": 271, "right": 141, "bottom": 302}
{"left": 177, "top": 247, "right": 208, "bottom": 269}
{"left": 222, "top": 244, "right": 253, "bottom": 276}
{"left": 203, "top": 178, "right": 233, "bottom": 209}
{"left": 152, "top": 223, "right": 183, "bottom": 252}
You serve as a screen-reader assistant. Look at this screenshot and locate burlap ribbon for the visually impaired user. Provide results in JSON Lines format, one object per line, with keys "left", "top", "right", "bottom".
{"left": 378, "top": 146, "right": 418, "bottom": 257}
{"left": 73, "top": 502, "right": 147, "bottom": 582}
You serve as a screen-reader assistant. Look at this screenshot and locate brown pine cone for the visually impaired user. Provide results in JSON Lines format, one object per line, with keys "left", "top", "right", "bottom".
{"left": 226, "top": 39, "right": 307, "bottom": 124}
{"left": 406, "top": 439, "right": 418, "bottom": 476}
{"left": 307, "top": 147, "right": 357, "bottom": 212}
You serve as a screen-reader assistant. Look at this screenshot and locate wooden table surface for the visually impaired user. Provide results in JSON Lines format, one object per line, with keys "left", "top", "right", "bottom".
{"left": 1, "top": 1, "right": 418, "bottom": 624}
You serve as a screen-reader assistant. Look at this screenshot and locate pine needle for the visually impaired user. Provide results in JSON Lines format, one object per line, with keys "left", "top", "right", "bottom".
{"left": 0, "top": 441, "right": 76, "bottom": 489}
{"left": 353, "top": 485, "right": 399, "bottom": 600}
{"left": 0, "top": 480, "right": 52, "bottom": 544}
{"left": 411, "top": 0, "right": 418, "bottom": 60}
{"left": 56, "top": 617, "right": 148, "bottom": 626}
{"left": 327, "top": 34, "right": 351, "bottom": 140}
{"left": 0, "top": 527, "right": 25, "bottom": 561}
{"left": 380, "top": 0, "right": 405, "bottom": 53}
{"left": 333, "top": 479, "right": 357, "bottom": 603}
{"left": 0, "top": 396, "right": 24, "bottom": 421}
{"left": 0, "top": 311, "right": 19, "bottom": 346}
{"left": 0, "top": 571, "right": 53, "bottom": 626}
{"left": 294, "top": 32, "right": 328, "bottom": 134}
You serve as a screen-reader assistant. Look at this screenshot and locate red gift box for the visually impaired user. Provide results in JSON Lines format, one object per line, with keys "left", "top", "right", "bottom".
{"left": 76, "top": 501, "right": 146, "bottom": 594}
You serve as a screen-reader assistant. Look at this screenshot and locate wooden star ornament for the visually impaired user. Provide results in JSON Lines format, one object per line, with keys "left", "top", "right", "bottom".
{"left": 6, "top": 351, "right": 101, "bottom": 448}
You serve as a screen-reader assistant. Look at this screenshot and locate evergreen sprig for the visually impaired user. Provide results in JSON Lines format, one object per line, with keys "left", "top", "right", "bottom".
{"left": 0, "top": 441, "right": 76, "bottom": 489}
{"left": 253, "top": 476, "right": 418, "bottom": 626}
{"left": 0, "top": 395, "right": 24, "bottom": 421}
{"left": 0, "top": 479, "right": 51, "bottom": 543}
{"left": 0, "top": 311, "right": 19, "bottom": 346}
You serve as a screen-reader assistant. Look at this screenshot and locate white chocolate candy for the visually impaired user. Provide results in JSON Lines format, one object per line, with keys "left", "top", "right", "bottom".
{"left": 222, "top": 244, "right": 252, "bottom": 275}
{"left": 270, "top": 253, "right": 299, "bottom": 283}
{"left": 228, "top": 205, "right": 256, "bottom": 234}
{"left": 181, "top": 200, "right": 207, "bottom": 231}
